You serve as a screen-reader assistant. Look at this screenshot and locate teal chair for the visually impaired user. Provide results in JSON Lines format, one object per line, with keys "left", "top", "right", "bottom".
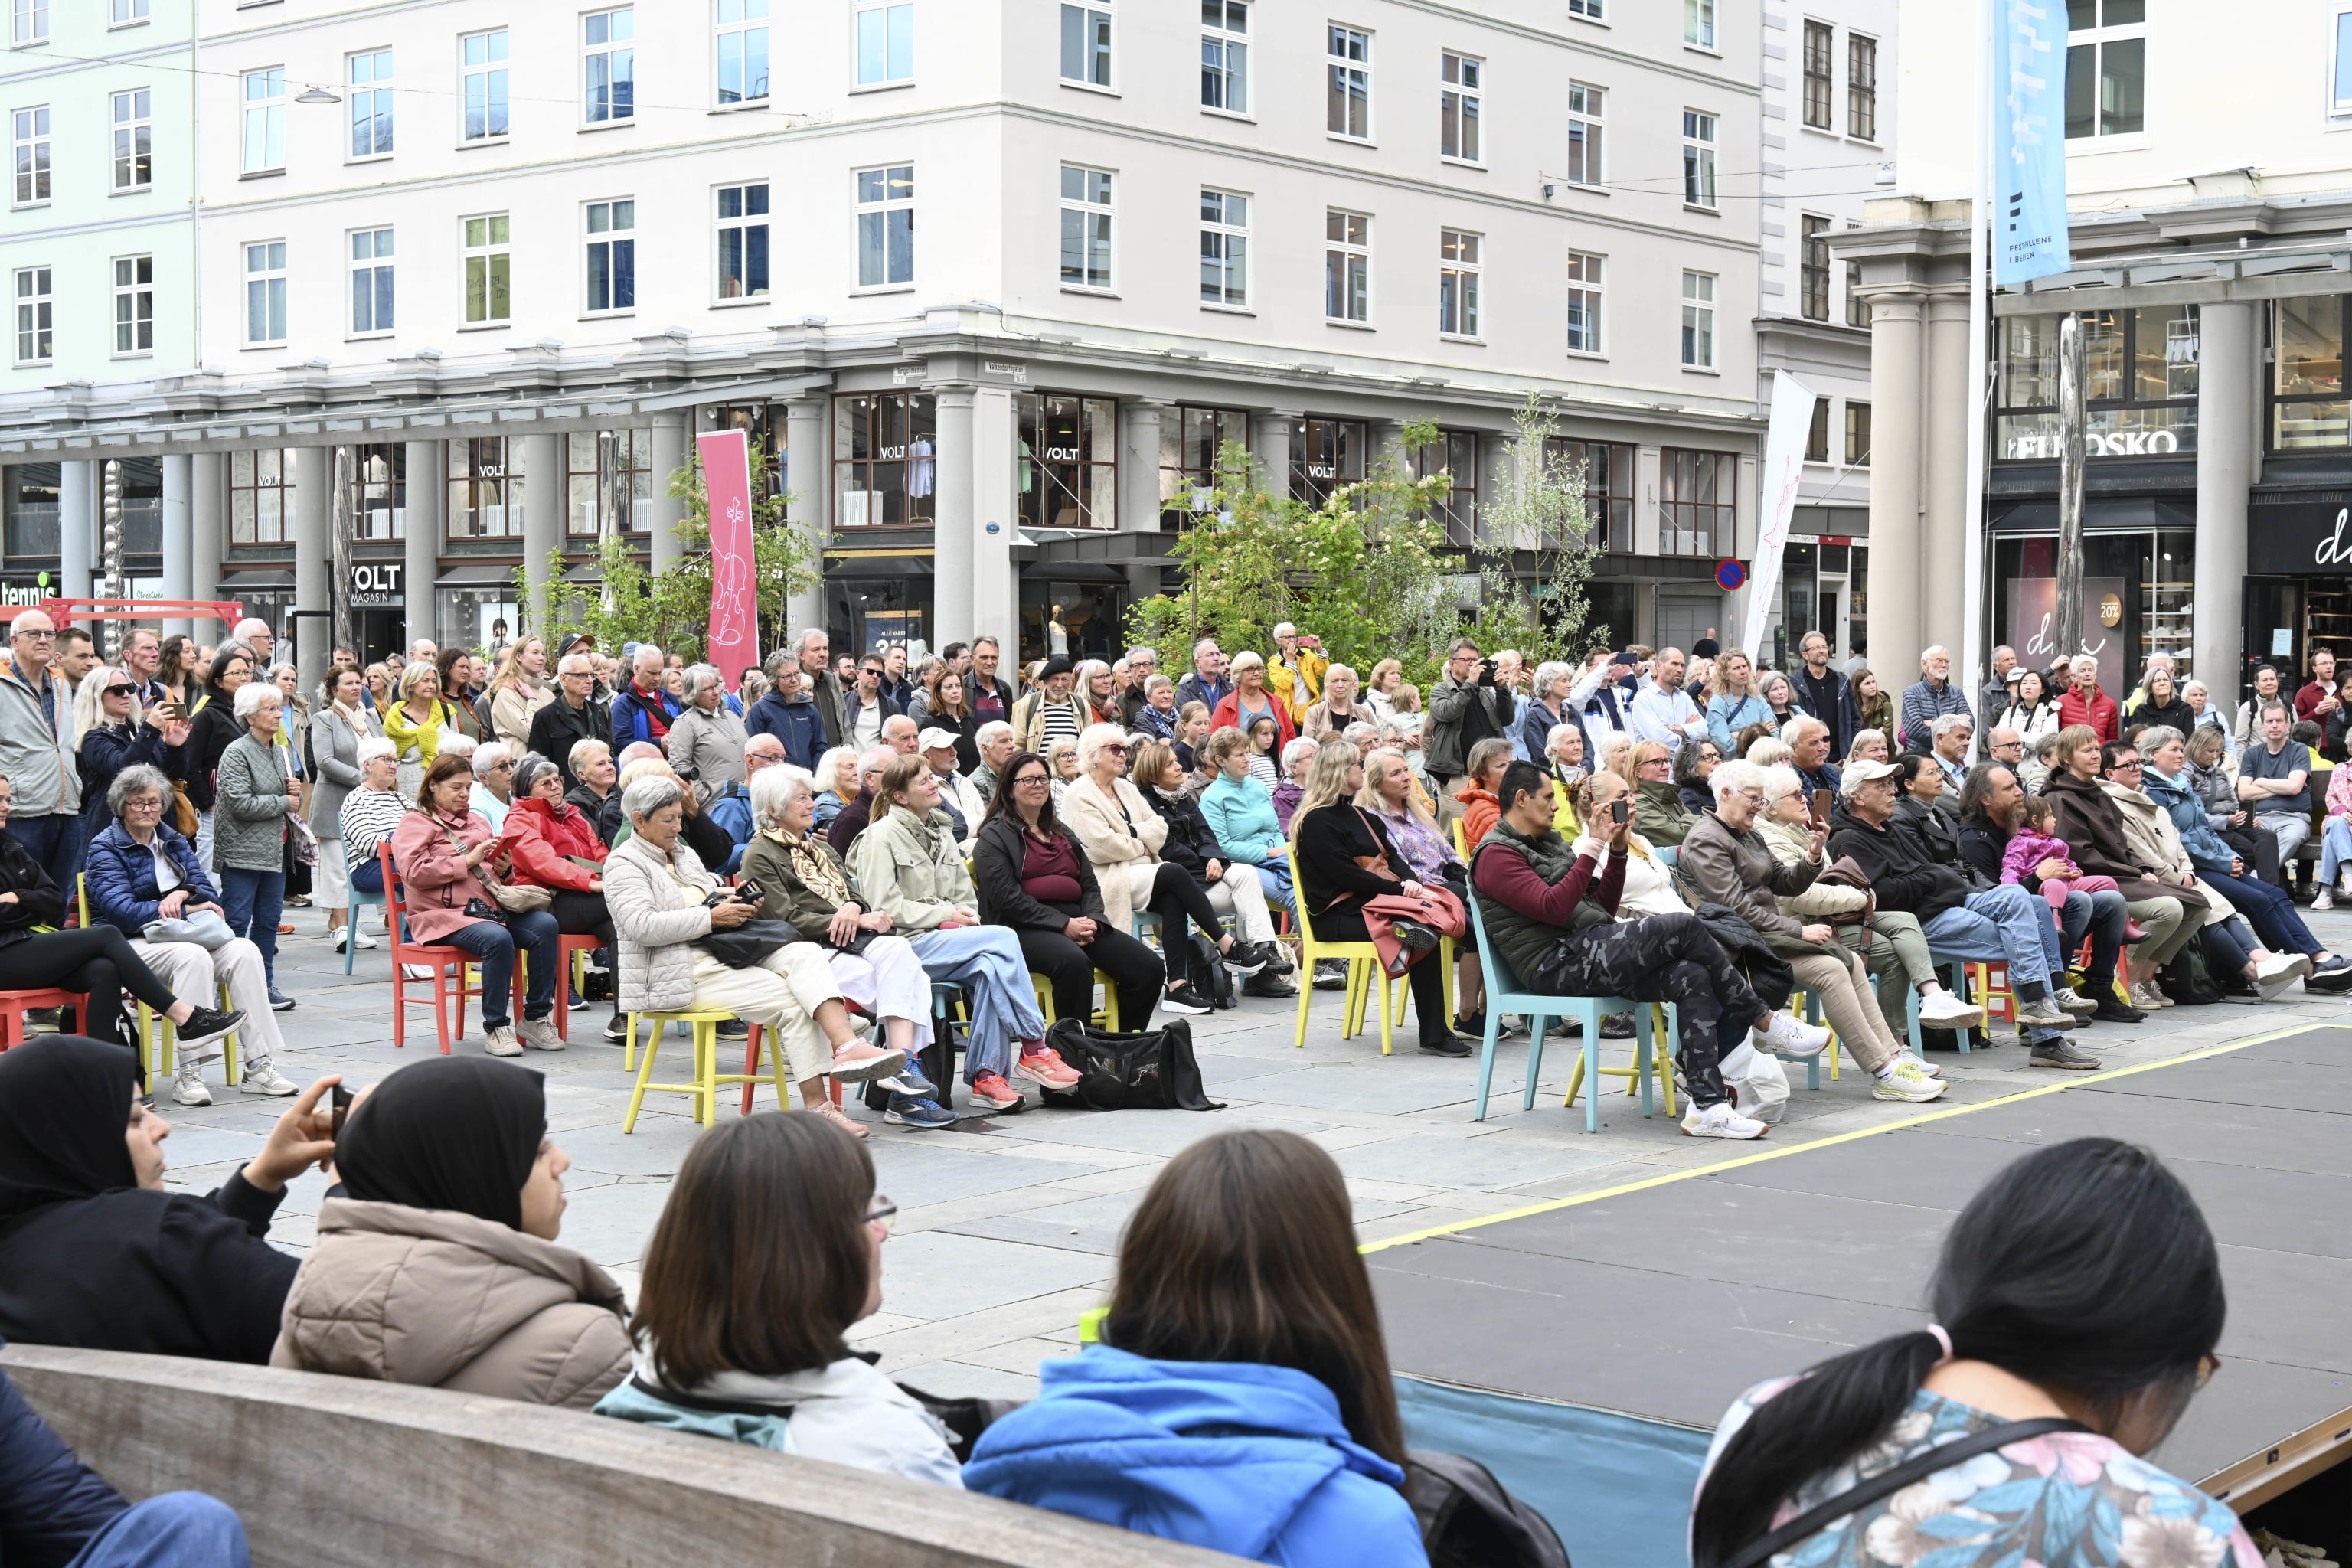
{"left": 344, "top": 858, "right": 387, "bottom": 975}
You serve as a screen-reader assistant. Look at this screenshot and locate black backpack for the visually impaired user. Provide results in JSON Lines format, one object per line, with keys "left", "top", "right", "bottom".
{"left": 1187, "top": 931, "right": 1240, "bottom": 1009}
{"left": 1403, "top": 1449, "right": 1571, "bottom": 1568}
{"left": 2158, "top": 925, "right": 2229, "bottom": 1005}
{"left": 1035, "top": 1017, "right": 1225, "bottom": 1112}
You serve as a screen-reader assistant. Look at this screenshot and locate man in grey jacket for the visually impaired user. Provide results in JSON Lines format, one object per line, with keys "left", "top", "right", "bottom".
{"left": 795, "top": 626, "right": 848, "bottom": 747}
{"left": 0, "top": 609, "right": 83, "bottom": 891}
{"left": 1426, "top": 637, "right": 1514, "bottom": 792}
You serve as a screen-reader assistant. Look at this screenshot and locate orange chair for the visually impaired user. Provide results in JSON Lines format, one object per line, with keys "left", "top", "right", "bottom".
{"left": 0, "top": 988, "right": 86, "bottom": 1052}
{"left": 381, "top": 844, "right": 481, "bottom": 1054}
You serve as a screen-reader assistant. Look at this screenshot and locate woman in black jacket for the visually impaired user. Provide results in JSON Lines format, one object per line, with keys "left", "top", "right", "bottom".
{"left": 181, "top": 645, "right": 255, "bottom": 865}
{"left": 1290, "top": 741, "right": 1468, "bottom": 1056}
{"left": 973, "top": 750, "right": 1167, "bottom": 1031}
{"left": 2123, "top": 666, "right": 2197, "bottom": 752}
{"left": 0, "top": 1036, "right": 332, "bottom": 1364}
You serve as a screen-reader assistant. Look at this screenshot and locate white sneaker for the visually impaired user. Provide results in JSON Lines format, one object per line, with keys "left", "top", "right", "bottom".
{"left": 2254, "top": 952, "right": 2311, "bottom": 1001}
{"left": 2318, "top": 888, "right": 2337, "bottom": 912}
{"left": 1752, "top": 1011, "right": 1832, "bottom": 1059}
{"left": 516, "top": 1016, "right": 565, "bottom": 1051}
{"left": 351, "top": 928, "right": 377, "bottom": 949}
{"left": 332, "top": 926, "right": 381, "bottom": 952}
{"left": 1681, "top": 1101, "right": 1769, "bottom": 1140}
{"left": 401, "top": 964, "right": 433, "bottom": 982}
{"left": 169, "top": 1064, "right": 214, "bottom": 1106}
{"left": 238, "top": 1060, "right": 298, "bottom": 1096}
{"left": 2129, "top": 980, "right": 2173, "bottom": 1010}
{"left": 1916, "top": 990, "right": 1985, "bottom": 1031}
{"left": 484, "top": 1024, "right": 523, "bottom": 1057}
{"left": 2052, "top": 985, "right": 2099, "bottom": 1016}
{"left": 1872, "top": 1060, "right": 1948, "bottom": 1102}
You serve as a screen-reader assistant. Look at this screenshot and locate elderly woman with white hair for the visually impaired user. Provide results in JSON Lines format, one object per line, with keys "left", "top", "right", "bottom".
{"left": 668, "top": 663, "right": 748, "bottom": 808}
{"left": 1210, "top": 650, "right": 1296, "bottom": 750}
{"left": 213, "top": 679, "right": 302, "bottom": 1008}
{"left": 603, "top": 773, "right": 903, "bottom": 1137}
{"left": 1133, "top": 672, "right": 1180, "bottom": 743}
{"left": 338, "top": 734, "right": 406, "bottom": 909}
{"left": 737, "top": 765, "right": 955, "bottom": 1129}
{"left": 1273, "top": 733, "right": 1319, "bottom": 834}
{"left": 466, "top": 740, "right": 517, "bottom": 833}
{"left": 1677, "top": 760, "right": 1947, "bottom": 1104}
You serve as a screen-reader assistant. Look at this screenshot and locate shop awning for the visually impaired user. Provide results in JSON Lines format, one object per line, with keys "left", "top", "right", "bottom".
{"left": 435, "top": 560, "right": 519, "bottom": 586}
{"left": 1987, "top": 499, "right": 2196, "bottom": 532}
{"left": 825, "top": 551, "right": 933, "bottom": 578}
{"left": 1021, "top": 560, "right": 1132, "bottom": 584}
{"left": 215, "top": 568, "right": 296, "bottom": 590}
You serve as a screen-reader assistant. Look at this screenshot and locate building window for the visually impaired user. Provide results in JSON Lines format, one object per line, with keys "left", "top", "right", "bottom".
{"left": 1568, "top": 0, "right": 1602, "bottom": 16}
{"left": 857, "top": 0, "right": 912, "bottom": 84}
{"left": 1201, "top": 0, "right": 1247, "bottom": 113}
{"left": 834, "top": 392, "right": 937, "bottom": 528}
{"left": 112, "top": 0, "right": 146, "bottom": 22}
{"left": 1059, "top": 165, "right": 1112, "bottom": 290}
{"left": 447, "top": 439, "right": 518, "bottom": 540}
{"left": 241, "top": 69, "right": 284, "bottom": 173}
{"left": 11, "top": 0, "right": 44, "bottom": 47}
{"left": 1685, "top": 0, "right": 1715, "bottom": 48}
{"left": 855, "top": 165, "right": 914, "bottom": 288}
{"left": 1327, "top": 27, "right": 1370, "bottom": 140}
{"left": 1017, "top": 394, "right": 1117, "bottom": 531}
{"left": 1681, "top": 270, "right": 1715, "bottom": 368}
{"left": 567, "top": 429, "right": 651, "bottom": 537}
{"left": 1441, "top": 52, "right": 1480, "bottom": 162}
{"left": 1682, "top": 110, "right": 1717, "bottom": 207}
{"left": 1410, "top": 430, "right": 1480, "bottom": 544}
{"left": 585, "top": 8, "right": 634, "bottom": 122}
{"left": 716, "top": 181, "right": 769, "bottom": 298}
{"left": 462, "top": 30, "right": 509, "bottom": 140}
{"left": 2274, "top": 296, "right": 2352, "bottom": 450}
{"left": 2066, "top": 1, "right": 2143, "bottom": 139}
{"left": 1060, "top": 0, "right": 1111, "bottom": 87}
{"left": 349, "top": 50, "right": 393, "bottom": 157}
{"left": 243, "top": 241, "right": 286, "bottom": 345}
{"left": 229, "top": 450, "right": 292, "bottom": 545}
{"left": 1661, "top": 449, "right": 1731, "bottom": 556}
{"left": 1847, "top": 33, "right": 1877, "bottom": 139}
{"left": 1160, "top": 406, "right": 1250, "bottom": 527}
{"left": 1802, "top": 21, "right": 1833, "bottom": 129}
{"left": 1546, "top": 437, "right": 1635, "bottom": 551}
{"left": 2336, "top": 8, "right": 2352, "bottom": 114}
{"left": 1325, "top": 209, "right": 1369, "bottom": 322}
{"left": 13, "top": 266, "right": 50, "bottom": 364}
{"left": 1199, "top": 189, "right": 1248, "bottom": 308}
{"left": 463, "top": 214, "right": 510, "bottom": 324}
{"left": 110, "top": 89, "right": 150, "bottom": 191}
{"left": 1438, "top": 230, "right": 1480, "bottom": 338}
{"left": 1800, "top": 214, "right": 1830, "bottom": 321}
{"left": 352, "top": 444, "right": 404, "bottom": 540}
{"left": 1845, "top": 400, "right": 1871, "bottom": 466}
{"left": 1291, "top": 417, "right": 1367, "bottom": 508}
{"left": 108, "top": 253, "right": 150, "bottom": 354}
{"left": 12, "top": 106, "right": 47, "bottom": 205}
{"left": 1566, "top": 83, "right": 1603, "bottom": 185}
{"left": 349, "top": 227, "right": 394, "bottom": 334}
{"left": 1566, "top": 250, "right": 1602, "bottom": 354}
{"left": 2001, "top": 307, "right": 2200, "bottom": 458}
{"left": 716, "top": 0, "right": 769, "bottom": 103}
{"left": 584, "top": 200, "right": 634, "bottom": 312}
{"left": 1846, "top": 260, "right": 1870, "bottom": 327}
{"left": 1805, "top": 397, "right": 1830, "bottom": 462}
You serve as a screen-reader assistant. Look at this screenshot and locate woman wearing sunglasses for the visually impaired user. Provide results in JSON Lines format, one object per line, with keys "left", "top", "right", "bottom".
{"left": 74, "top": 663, "right": 192, "bottom": 839}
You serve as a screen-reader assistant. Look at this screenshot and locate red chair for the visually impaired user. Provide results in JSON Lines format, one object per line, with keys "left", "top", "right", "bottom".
{"left": 381, "top": 844, "right": 480, "bottom": 1054}
{"left": 739, "top": 1023, "right": 848, "bottom": 1116}
{"left": 0, "top": 988, "right": 87, "bottom": 1052}
{"left": 549, "top": 933, "right": 601, "bottom": 1041}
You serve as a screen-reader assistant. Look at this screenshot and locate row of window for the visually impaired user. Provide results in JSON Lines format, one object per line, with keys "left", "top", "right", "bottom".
{"left": 11, "top": 257, "right": 149, "bottom": 364}
{"left": 1798, "top": 21, "right": 1878, "bottom": 142}
{"left": 10, "top": 0, "right": 142, "bottom": 45}
{"left": 8, "top": 92, "right": 147, "bottom": 206}
{"left": 1802, "top": 395, "right": 1873, "bottom": 469}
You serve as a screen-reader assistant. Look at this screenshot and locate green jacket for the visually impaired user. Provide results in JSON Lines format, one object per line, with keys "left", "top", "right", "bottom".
{"left": 1468, "top": 819, "right": 1612, "bottom": 988}
{"left": 844, "top": 805, "right": 973, "bottom": 933}
{"left": 1632, "top": 776, "right": 1694, "bottom": 847}
{"left": 740, "top": 829, "right": 867, "bottom": 939}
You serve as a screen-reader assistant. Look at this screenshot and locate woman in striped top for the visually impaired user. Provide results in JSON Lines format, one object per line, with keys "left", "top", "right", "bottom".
{"left": 339, "top": 737, "right": 410, "bottom": 899}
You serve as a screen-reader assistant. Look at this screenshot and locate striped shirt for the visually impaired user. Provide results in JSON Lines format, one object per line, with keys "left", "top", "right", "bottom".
{"left": 340, "top": 787, "right": 410, "bottom": 874}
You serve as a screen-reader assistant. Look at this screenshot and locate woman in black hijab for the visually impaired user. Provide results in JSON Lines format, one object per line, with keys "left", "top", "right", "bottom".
{"left": 335, "top": 1056, "right": 548, "bottom": 1230}
{"left": 0, "top": 1037, "right": 335, "bottom": 1363}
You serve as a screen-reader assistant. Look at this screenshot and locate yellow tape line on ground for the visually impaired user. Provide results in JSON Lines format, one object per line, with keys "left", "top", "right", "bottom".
{"left": 1361, "top": 1020, "right": 2341, "bottom": 1254}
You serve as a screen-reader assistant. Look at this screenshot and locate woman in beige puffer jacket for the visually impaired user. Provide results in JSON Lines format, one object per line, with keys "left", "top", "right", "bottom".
{"left": 271, "top": 1057, "right": 632, "bottom": 1409}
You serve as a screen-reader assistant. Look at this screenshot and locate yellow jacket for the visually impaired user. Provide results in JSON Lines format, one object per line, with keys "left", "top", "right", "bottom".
{"left": 1266, "top": 650, "right": 1328, "bottom": 722}
{"left": 383, "top": 697, "right": 456, "bottom": 767}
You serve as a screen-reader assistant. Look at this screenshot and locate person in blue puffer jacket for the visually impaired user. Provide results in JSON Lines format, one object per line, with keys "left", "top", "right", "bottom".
{"left": 964, "top": 1130, "right": 1429, "bottom": 1568}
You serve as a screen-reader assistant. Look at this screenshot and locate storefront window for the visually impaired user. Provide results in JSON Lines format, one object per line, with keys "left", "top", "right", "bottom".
{"left": 2274, "top": 296, "right": 2349, "bottom": 449}
{"left": 1290, "top": 416, "right": 1367, "bottom": 508}
{"left": 116, "top": 457, "right": 161, "bottom": 557}
{"left": 2, "top": 463, "right": 58, "bottom": 561}
{"left": 566, "top": 429, "right": 652, "bottom": 538}
{"left": 833, "top": 392, "right": 936, "bottom": 528}
{"left": 230, "top": 449, "right": 294, "bottom": 545}
{"left": 446, "top": 437, "right": 518, "bottom": 540}
{"left": 1409, "top": 430, "right": 1480, "bottom": 545}
{"left": 351, "top": 444, "right": 404, "bottom": 541}
{"left": 1545, "top": 437, "right": 1635, "bottom": 553}
{"left": 1659, "top": 449, "right": 1733, "bottom": 557}
{"left": 1158, "top": 406, "right": 1249, "bottom": 530}
{"left": 1989, "top": 528, "right": 2197, "bottom": 693}
{"left": 438, "top": 586, "right": 518, "bottom": 655}
{"left": 701, "top": 401, "right": 786, "bottom": 500}
{"left": 1017, "top": 393, "right": 1118, "bottom": 531}
{"left": 1998, "top": 308, "right": 2199, "bottom": 460}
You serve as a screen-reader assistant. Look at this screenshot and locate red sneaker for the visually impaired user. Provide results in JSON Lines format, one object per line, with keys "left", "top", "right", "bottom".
{"left": 969, "top": 1071, "right": 1023, "bottom": 1110}
{"left": 1015, "top": 1044, "right": 1082, "bottom": 1089}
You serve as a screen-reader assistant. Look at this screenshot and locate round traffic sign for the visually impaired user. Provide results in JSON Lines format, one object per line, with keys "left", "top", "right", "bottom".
{"left": 1715, "top": 560, "right": 1747, "bottom": 591}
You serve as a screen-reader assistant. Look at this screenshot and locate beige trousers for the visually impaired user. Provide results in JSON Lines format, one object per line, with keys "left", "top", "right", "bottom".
{"left": 685, "top": 946, "right": 842, "bottom": 1085}
{"left": 132, "top": 936, "right": 285, "bottom": 1073}
{"left": 1787, "top": 949, "right": 1901, "bottom": 1075}
{"left": 1204, "top": 861, "right": 1278, "bottom": 943}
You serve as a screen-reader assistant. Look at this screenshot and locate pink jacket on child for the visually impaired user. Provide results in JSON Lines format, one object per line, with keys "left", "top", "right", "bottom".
{"left": 2000, "top": 829, "right": 2076, "bottom": 886}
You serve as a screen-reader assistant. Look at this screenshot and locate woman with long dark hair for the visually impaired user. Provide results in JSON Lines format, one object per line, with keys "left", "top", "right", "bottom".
{"left": 966, "top": 1129, "right": 1426, "bottom": 1565}
{"left": 1690, "top": 1138, "right": 2255, "bottom": 1568}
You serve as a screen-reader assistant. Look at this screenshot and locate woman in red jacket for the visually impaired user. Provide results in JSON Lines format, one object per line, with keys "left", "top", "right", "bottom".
{"left": 1209, "top": 652, "right": 1297, "bottom": 750}
{"left": 499, "top": 753, "right": 621, "bottom": 1030}
{"left": 2055, "top": 653, "right": 2118, "bottom": 743}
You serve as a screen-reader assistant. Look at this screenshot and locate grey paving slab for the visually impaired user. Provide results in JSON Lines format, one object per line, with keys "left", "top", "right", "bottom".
{"left": 870, "top": 1231, "right": 1114, "bottom": 1321}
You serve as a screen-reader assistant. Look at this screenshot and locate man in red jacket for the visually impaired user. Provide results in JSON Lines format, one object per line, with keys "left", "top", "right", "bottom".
{"left": 2055, "top": 654, "right": 2118, "bottom": 743}
{"left": 2295, "top": 646, "right": 2341, "bottom": 726}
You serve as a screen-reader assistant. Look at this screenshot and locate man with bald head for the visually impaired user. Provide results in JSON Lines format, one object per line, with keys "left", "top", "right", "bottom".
{"left": 881, "top": 713, "right": 920, "bottom": 755}
{"left": 704, "top": 732, "right": 786, "bottom": 874}
{"left": 826, "top": 745, "right": 898, "bottom": 854}
{"left": 234, "top": 616, "right": 276, "bottom": 668}
{"left": 0, "top": 609, "right": 84, "bottom": 890}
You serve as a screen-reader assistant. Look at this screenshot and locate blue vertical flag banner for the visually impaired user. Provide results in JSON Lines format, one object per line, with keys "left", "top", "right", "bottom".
{"left": 1995, "top": 0, "right": 2070, "bottom": 285}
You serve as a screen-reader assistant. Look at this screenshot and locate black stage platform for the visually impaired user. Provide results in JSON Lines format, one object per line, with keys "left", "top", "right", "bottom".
{"left": 1374, "top": 1023, "right": 2352, "bottom": 1568}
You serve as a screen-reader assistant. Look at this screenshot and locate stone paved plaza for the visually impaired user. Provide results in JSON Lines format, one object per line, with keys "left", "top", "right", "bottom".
{"left": 152, "top": 906, "right": 2352, "bottom": 1402}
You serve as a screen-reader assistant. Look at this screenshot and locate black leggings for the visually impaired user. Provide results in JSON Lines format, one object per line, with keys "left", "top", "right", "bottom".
{"left": 1319, "top": 903, "right": 1452, "bottom": 1046}
{"left": 1013, "top": 920, "right": 1167, "bottom": 1031}
{"left": 550, "top": 889, "right": 616, "bottom": 946}
{"left": 1141, "top": 862, "right": 1230, "bottom": 982}
{"left": 0, "top": 927, "right": 180, "bottom": 1049}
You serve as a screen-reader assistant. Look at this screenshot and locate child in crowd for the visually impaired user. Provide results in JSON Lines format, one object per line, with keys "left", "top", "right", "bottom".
{"left": 2000, "top": 793, "right": 2121, "bottom": 932}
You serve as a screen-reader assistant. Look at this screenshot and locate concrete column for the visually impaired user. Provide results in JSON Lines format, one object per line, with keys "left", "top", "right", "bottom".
{"left": 1119, "top": 400, "right": 1170, "bottom": 607}
{"left": 190, "top": 452, "right": 224, "bottom": 621}
{"left": 1249, "top": 411, "right": 1296, "bottom": 498}
{"left": 972, "top": 387, "right": 1018, "bottom": 660}
{"left": 521, "top": 431, "right": 562, "bottom": 632}
{"left": 161, "top": 455, "right": 193, "bottom": 639}
{"left": 403, "top": 440, "right": 443, "bottom": 654}
{"left": 57, "top": 459, "right": 96, "bottom": 600}
{"left": 782, "top": 394, "right": 828, "bottom": 637}
{"left": 933, "top": 385, "right": 978, "bottom": 650}
{"left": 2195, "top": 300, "right": 2258, "bottom": 700}
{"left": 292, "top": 446, "right": 331, "bottom": 698}
{"left": 648, "top": 411, "right": 689, "bottom": 575}
{"left": 1922, "top": 289, "right": 1972, "bottom": 662}
{"left": 1864, "top": 296, "right": 1925, "bottom": 672}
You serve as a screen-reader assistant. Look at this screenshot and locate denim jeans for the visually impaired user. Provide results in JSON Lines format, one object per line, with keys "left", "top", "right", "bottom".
{"left": 350, "top": 856, "right": 384, "bottom": 897}
{"left": 69, "top": 1491, "right": 250, "bottom": 1568}
{"left": 2205, "top": 867, "right": 2323, "bottom": 956}
{"left": 1921, "top": 884, "right": 2059, "bottom": 1037}
{"left": 1252, "top": 861, "right": 1297, "bottom": 919}
{"left": 2057, "top": 887, "right": 2128, "bottom": 985}
{"left": 217, "top": 867, "right": 284, "bottom": 991}
{"left": 906, "top": 925, "right": 1046, "bottom": 1083}
{"left": 444, "top": 910, "right": 559, "bottom": 1029}
{"left": 2320, "top": 818, "right": 2352, "bottom": 889}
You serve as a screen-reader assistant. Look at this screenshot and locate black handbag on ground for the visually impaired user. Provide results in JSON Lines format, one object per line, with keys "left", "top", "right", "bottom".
{"left": 1035, "top": 1016, "right": 1225, "bottom": 1111}
{"left": 1187, "top": 932, "right": 1240, "bottom": 1010}
{"left": 698, "top": 919, "right": 805, "bottom": 969}
{"left": 1403, "top": 1449, "right": 1570, "bottom": 1568}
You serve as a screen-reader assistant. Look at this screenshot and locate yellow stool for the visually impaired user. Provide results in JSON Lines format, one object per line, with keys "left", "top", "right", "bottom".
{"left": 78, "top": 876, "right": 245, "bottom": 1086}
{"left": 1565, "top": 1004, "right": 1682, "bottom": 1118}
{"left": 1288, "top": 846, "right": 1396, "bottom": 1054}
{"left": 622, "top": 1008, "right": 777, "bottom": 1131}
{"left": 1032, "top": 972, "right": 1121, "bottom": 1033}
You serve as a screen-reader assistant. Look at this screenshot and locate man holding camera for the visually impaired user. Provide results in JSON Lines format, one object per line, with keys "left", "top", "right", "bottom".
{"left": 1428, "top": 638, "right": 1516, "bottom": 796}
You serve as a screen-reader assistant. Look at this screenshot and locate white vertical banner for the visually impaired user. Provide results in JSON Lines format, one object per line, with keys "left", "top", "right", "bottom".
{"left": 1742, "top": 369, "right": 1817, "bottom": 664}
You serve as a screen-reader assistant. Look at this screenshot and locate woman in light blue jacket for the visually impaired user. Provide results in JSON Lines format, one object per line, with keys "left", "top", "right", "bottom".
{"left": 1197, "top": 727, "right": 1295, "bottom": 919}
{"left": 1704, "top": 649, "right": 1772, "bottom": 754}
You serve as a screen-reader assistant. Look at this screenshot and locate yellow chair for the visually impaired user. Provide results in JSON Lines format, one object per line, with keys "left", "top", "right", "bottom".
{"left": 1032, "top": 972, "right": 1120, "bottom": 1032}
{"left": 1286, "top": 844, "right": 1396, "bottom": 1054}
{"left": 79, "top": 875, "right": 242, "bottom": 1086}
{"left": 622, "top": 1008, "right": 779, "bottom": 1131}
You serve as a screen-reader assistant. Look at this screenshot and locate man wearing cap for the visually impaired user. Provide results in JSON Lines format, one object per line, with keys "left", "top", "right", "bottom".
{"left": 1265, "top": 622, "right": 1328, "bottom": 723}
{"left": 923, "top": 727, "right": 986, "bottom": 849}
{"left": 527, "top": 652, "right": 615, "bottom": 790}
{"left": 745, "top": 651, "right": 825, "bottom": 770}
{"left": 1015, "top": 656, "right": 1087, "bottom": 754}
